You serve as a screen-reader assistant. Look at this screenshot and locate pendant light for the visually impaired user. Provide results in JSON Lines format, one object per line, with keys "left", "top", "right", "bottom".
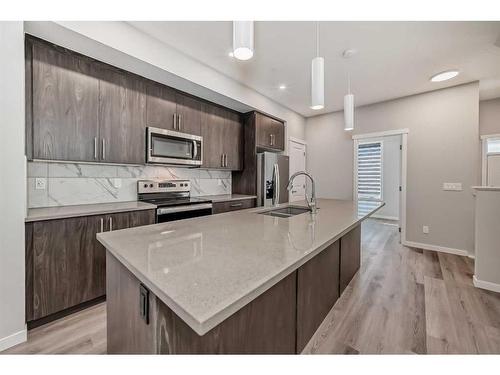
{"left": 233, "top": 21, "right": 254, "bottom": 61}
{"left": 310, "top": 22, "right": 324, "bottom": 110}
{"left": 344, "top": 73, "right": 354, "bottom": 131}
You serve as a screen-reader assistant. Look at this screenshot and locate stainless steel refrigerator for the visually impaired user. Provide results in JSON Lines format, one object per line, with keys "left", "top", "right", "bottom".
{"left": 256, "top": 152, "right": 289, "bottom": 207}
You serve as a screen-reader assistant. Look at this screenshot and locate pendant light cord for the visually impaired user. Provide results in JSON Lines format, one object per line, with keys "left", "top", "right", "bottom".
{"left": 348, "top": 72, "right": 351, "bottom": 94}
{"left": 316, "top": 22, "right": 320, "bottom": 57}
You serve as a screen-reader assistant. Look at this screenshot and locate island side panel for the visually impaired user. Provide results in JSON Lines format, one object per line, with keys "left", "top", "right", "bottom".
{"left": 339, "top": 224, "right": 361, "bottom": 295}
{"left": 106, "top": 252, "right": 157, "bottom": 354}
{"left": 155, "top": 271, "right": 297, "bottom": 354}
{"left": 296, "top": 240, "right": 340, "bottom": 353}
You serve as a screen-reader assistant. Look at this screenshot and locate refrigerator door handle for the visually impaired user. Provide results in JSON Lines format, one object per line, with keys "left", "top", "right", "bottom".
{"left": 274, "top": 163, "right": 280, "bottom": 205}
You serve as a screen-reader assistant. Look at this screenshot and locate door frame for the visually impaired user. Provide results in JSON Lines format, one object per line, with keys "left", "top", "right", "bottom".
{"left": 352, "top": 128, "right": 409, "bottom": 243}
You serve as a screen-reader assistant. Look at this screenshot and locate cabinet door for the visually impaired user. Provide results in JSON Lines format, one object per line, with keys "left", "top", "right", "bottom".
{"left": 296, "top": 240, "right": 340, "bottom": 352}
{"left": 201, "top": 102, "right": 225, "bottom": 168}
{"left": 176, "top": 93, "right": 202, "bottom": 135}
{"left": 255, "top": 112, "right": 272, "bottom": 149}
{"left": 32, "top": 41, "right": 99, "bottom": 162}
{"left": 146, "top": 82, "right": 177, "bottom": 131}
{"left": 268, "top": 117, "right": 285, "bottom": 151}
{"left": 339, "top": 225, "right": 361, "bottom": 295}
{"left": 32, "top": 216, "right": 105, "bottom": 320}
{"left": 97, "top": 65, "right": 147, "bottom": 164}
{"left": 106, "top": 210, "right": 156, "bottom": 232}
{"left": 223, "top": 110, "right": 243, "bottom": 170}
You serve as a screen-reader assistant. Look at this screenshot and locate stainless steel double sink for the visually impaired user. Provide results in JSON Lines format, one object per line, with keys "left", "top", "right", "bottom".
{"left": 258, "top": 206, "right": 312, "bottom": 218}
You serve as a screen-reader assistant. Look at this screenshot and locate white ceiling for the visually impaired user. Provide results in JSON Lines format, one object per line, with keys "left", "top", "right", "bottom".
{"left": 128, "top": 21, "right": 500, "bottom": 117}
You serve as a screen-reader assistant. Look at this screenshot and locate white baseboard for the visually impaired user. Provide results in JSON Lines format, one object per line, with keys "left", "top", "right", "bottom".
{"left": 402, "top": 240, "right": 469, "bottom": 257}
{"left": 0, "top": 328, "right": 27, "bottom": 352}
{"left": 473, "top": 275, "right": 500, "bottom": 293}
{"left": 371, "top": 214, "right": 399, "bottom": 221}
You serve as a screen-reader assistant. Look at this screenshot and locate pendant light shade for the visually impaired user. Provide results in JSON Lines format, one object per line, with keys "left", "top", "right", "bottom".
{"left": 344, "top": 94, "right": 354, "bottom": 131}
{"left": 311, "top": 57, "right": 324, "bottom": 110}
{"left": 310, "top": 22, "right": 324, "bottom": 110}
{"left": 233, "top": 21, "right": 254, "bottom": 61}
{"left": 344, "top": 73, "right": 354, "bottom": 131}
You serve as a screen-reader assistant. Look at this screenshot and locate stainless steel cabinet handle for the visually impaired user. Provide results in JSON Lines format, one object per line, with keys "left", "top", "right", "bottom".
{"left": 270, "top": 134, "right": 273, "bottom": 146}
{"left": 100, "top": 218, "right": 104, "bottom": 233}
{"left": 109, "top": 217, "right": 113, "bottom": 231}
{"left": 101, "top": 139, "right": 106, "bottom": 160}
{"left": 221, "top": 154, "right": 224, "bottom": 167}
{"left": 94, "top": 137, "right": 98, "bottom": 159}
{"left": 224, "top": 154, "right": 228, "bottom": 167}
{"left": 178, "top": 114, "right": 182, "bottom": 131}
{"left": 230, "top": 202, "right": 243, "bottom": 208}
{"left": 173, "top": 113, "right": 177, "bottom": 130}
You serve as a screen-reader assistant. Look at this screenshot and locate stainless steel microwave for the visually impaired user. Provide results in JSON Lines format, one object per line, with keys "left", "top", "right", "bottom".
{"left": 146, "top": 127, "right": 203, "bottom": 167}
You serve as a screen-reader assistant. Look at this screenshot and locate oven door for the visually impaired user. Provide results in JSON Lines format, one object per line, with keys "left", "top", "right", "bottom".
{"left": 147, "top": 127, "right": 202, "bottom": 166}
{"left": 156, "top": 203, "right": 213, "bottom": 223}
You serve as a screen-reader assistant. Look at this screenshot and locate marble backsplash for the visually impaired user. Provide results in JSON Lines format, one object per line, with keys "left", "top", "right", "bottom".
{"left": 27, "top": 162, "right": 231, "bottom": 208}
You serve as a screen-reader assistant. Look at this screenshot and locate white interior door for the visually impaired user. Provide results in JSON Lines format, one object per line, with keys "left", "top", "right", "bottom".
{"left": 289, "top": 139, "right": 306, "bottom": 202}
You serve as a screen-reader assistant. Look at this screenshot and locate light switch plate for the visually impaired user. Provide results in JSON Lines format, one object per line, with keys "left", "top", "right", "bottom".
{"left": 423, "top": 225, "right": 430, "bottom": 234}
{"left": 35, "top": 178, "right": 46, "bottom": 190}
{"left": 443, "top": 182, "right": 462, "bottom": 191}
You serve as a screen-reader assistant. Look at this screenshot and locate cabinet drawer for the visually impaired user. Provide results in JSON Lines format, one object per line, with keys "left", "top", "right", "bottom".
{"left": 212, "top": 198, "right": 256, "bottom": 214}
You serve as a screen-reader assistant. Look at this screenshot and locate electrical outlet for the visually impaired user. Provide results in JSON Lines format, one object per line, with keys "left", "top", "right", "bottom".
{"left": 422, "top": 225, "right": 430, "bottom": 234}
{"left": 35, "top": 178, "right": 46, "bottom": 190}
{"left": 443, "top": 182, "right": 463, "bottom": 191}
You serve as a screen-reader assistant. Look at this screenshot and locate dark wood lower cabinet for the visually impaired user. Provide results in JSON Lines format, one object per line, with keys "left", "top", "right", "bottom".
{"left": 296, "top": 241, "right": 340, "bottom": 352}
{"left": 105, "top": 224, "right": 362, "bottom": 354}
{"left": 25, "top": 209, "right": 155, "bottom": 325}
{"left": 339, "top": 225, "right": 361, "bottom": 295}
{"left": 211, "top": 198, "right": 256, "bottom": 214}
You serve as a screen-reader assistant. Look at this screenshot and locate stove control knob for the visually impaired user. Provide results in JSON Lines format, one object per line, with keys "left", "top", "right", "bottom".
{"left": 143, "top": 184, "right": 148, "bottom": 188}
{"left": 150, "top": 184, "right": 154, "bottom": 188}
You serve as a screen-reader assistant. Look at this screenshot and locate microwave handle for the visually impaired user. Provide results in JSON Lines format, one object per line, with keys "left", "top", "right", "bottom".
{"left": 192, "top": 140, "right": 198, "bottom": 159}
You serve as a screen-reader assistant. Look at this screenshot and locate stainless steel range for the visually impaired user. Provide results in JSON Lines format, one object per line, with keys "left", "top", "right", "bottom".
{"left": 137, "top": 180, "right": 212, "bottom": 223}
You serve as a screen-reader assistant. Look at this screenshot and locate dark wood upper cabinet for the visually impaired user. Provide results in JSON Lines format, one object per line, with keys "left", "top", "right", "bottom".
{"left": 145, "top": 82, "right": 177, "bottom": 131}
{"left": 31, "top": 40, "right": 99, "bottom": 162}
{"left": 27, "top": 36, "right": 242, "bottom": 167}
{"left": 223, "top": 110, "right": 243, "bottom": 170}
{"left": 255, "top": 112, "right": 285, "bottom": 151}
{"left": 146, "top": 84, "right": 201, "bottom": 136}
{"left": 201, "top": 103, "right": 243, "bottom": 170}
{"left": 96, "top": 64, "right": 147, "bottom": 165}
{"left": 201, "top": 102, "right": 225, "bottom": 168}
{"left": 175, "top": 93, "right": 202, "bottom": 136}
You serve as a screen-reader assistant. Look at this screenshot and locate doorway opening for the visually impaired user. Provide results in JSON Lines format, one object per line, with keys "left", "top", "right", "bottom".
{"left": 353, "top": 129, "right": 408, "bottom": 242}
{"left": 288, "top": 137, "right": 307, "bottom": 203}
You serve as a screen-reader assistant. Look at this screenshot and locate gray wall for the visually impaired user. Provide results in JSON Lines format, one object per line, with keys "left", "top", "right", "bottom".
{"left": 0, "top": 22, "right": 26, "bottom": 350}
{"left": 307, "top": 82, "right": 480, "bottom": 254}
{"left": 479, "top": 98, "right": 500, "bottom": 136}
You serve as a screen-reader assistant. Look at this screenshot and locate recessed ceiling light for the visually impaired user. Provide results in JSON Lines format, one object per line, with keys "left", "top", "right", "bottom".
{"left": 279, "top": 84, "right": 287, "bottom": 90}
{"left": 430, "top": 70, "right": 459, "bottom": 82}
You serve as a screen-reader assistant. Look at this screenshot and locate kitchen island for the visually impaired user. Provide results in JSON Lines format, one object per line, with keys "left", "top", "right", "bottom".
{"left": 97, "top": 199, "right": 383, "bottom": 354}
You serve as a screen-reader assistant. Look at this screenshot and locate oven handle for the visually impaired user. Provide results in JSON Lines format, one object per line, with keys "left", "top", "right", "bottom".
{"left": 157, "top": 203, "right": 213, "bottom": 216}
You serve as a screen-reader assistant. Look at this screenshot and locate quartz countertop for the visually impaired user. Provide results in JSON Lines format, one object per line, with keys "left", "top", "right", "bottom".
{"left": 97, "top": 199, "right": 383, "bottom": 335}
{"left": 26, "top": 201, "right": 157, "bottom": 222}
{"left": 198, "top": 194, "right": 257, "bottom": 203}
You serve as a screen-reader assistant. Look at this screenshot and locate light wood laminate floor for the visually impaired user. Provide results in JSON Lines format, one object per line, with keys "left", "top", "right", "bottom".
{"left": 4, "top": 219, "right": 500, "bottom": 354}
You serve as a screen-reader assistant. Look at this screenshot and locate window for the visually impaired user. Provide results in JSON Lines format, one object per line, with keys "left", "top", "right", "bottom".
{"left": 487, "top": 138, "right": 500, "bottom": 154}
{"left": 356, "top": 142, "right": 383, "bottom": 215}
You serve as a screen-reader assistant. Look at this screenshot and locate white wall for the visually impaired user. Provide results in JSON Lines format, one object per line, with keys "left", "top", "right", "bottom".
{"left": 24, "top": 21, "right": 306, "bottom": 150}
{"left": 479, "top": 98, "right": 500, "bottom": 136}
{"left": 307, "top": 82, "right": 480, "bottom": 254}
{"left": 0, "top": 22, "right": 26, "bottom": 350}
